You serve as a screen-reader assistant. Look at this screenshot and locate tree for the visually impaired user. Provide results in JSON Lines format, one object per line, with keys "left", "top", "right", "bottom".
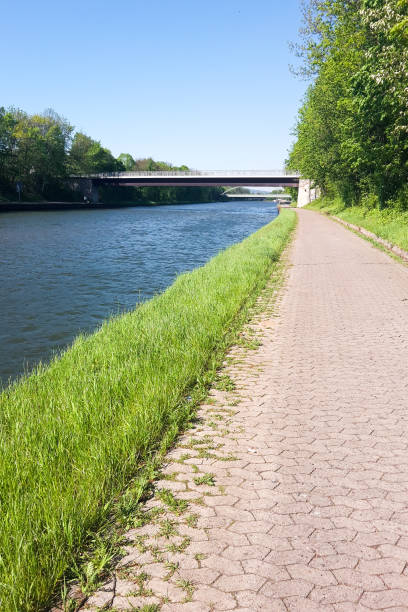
{"left": 68, "top": 132, "right": 124, "bottom": 174}
{"left": 288, "top": 0, "right": 408, "bottom": 208}
{"left": 0, "top": 105, "right": 221, "bottom": 204}
{"left": 349, "top": 0, "right": 408, "bottom": 204}
{"left": 117, "top": 153, "right": 135, "bottom": 170}
{"left": 6, "top": 109, "right": 73, "bottom": 194}
{"left": 0, "top": 107, "right": 17, "bottom": 188}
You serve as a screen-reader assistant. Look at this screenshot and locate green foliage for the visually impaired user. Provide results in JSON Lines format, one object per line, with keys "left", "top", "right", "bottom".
{"left": 117, "top": 152, "right": 135, "bottom": 170}
{"left": 0, "top": 108, "right": 17, "bottom": 186}
{"left": 0, "top": 107, "right": 73, "bottom": 197}
{"left": 0, "top": 211, "right": 295, "bottom": 611}
{"left": 0, "top": 106, "right": 222, "bottom": 204}
{"left": 288, "top": 0, "right": 408, "bottom": 209}
{"left": 69, "top": 132, "right": 124, "bottom": 174}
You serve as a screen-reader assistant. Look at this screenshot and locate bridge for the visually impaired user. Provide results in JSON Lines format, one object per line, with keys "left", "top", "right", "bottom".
{"left": 224, "top": 194, "right": 292, "bottom": 201}
{"left": 69, "top": 170, "right": 313, "bottom": 206}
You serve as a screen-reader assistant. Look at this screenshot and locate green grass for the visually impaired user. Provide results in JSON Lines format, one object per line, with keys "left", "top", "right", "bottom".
{"left": 0, "top": 209, "right": 295, "bottom": 611}
{"left": 307, "top": 197, "right": 408, "bottom": 252}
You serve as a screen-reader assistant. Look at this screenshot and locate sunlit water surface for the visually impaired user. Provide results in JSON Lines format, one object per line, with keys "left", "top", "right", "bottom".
{"left": 0, "top": 200, "right": 278, "bottom": 387}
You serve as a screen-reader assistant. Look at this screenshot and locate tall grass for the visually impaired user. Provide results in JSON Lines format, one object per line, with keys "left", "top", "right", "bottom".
{"left": 0, "top": 210, "right": 295, "bottom": 611}
{"left": 307, "top": 197, "right": 408, "bottom": 251}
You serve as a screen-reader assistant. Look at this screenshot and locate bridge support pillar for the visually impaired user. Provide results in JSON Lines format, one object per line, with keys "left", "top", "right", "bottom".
{"left": 297, "top": 179, "right": 319, "bottom": 207}
{"left": 297, "top": 179, "right": 311, "bottom": 207}
{"left": 90, "top": 181, "right": 100, "bottom": 204}
{"left": 65, "top": 178, "right": 100, "bottom": 203}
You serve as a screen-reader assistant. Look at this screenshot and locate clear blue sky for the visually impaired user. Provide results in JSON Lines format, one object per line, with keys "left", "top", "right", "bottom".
{"left": 1, "top": 0, "right": 306, "bottom": 170}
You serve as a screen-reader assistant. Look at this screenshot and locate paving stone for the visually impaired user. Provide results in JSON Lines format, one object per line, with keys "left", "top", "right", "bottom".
{"left": 235, "top": 590, "right": 287, "bottom": 610}
{"left": 206, "top": 528, "right": 249, "bottom": 547}
{"left": 221, "top": 544, "right": 270, "bottom": 561}
{"left": 85, "top": 591, "right": 113, "bottom": 607}
{"left": 147, "top": 578, "right": 185, "bottom": 602}
{"left": 333, "top": 568, "right": 385, "bottom": 591}
{"left": 164, "top": 552, "right": 199, "bottom": 569}
{"left": 260, "top": 578, "right": 313, "bottom": 598}
{"left": 161, "top": 603, "right": 210, "bottom": 612}
{"left": 213, "top": 572, "right": 267, "bottom": 592}
{"left": 287, "top": 563, "right": 337, "bottom": 586}
{"left": 309, "top": 554, "right": 358, "bottom": 570}
{"left": 212, "top": 505, "right": 253, "bottom": 521}
{"left": 204, "top": 495, "right": 239, "bottom": 507}
{"left": 112, "top": 595, "right": 161, "bottom": 609}
{"left": 142, "top": 562, "right": 169, "bottom": 579}
{"left": 265, "top": 548, "right": 315, "bottom": 566}
{"left": 115, "top": 578, "right": 145, "bottom": 596}
{"left": 377, "top": 543, "right": 408, "bottom": 562}
{"left": 196, "top": 515, "right": 231, "bottom": 529}
{"left": 201, "top": 554, "right": 243, "bottom": 575}
{"left": 360, "top": 589, "right": 408, "bottom": 609}
{"left": 178, "top": 567, "right": 219, "bottom": 585}
{"left": 242, "top": 558, "right": 290, "bottom": 581}
{"left": 309, "top": 585, "right": 363, "bottom": 605}
{"left": 357, "top": 557, "right": 405, "bottom": 575}
{"left": 229, "top": 520, "right": 274, "bottom": 533}
{"left": 382, "top": 572, "right": 408, "bottom": 590}
{"left": 334, "top": 542, "right": 380, "bottom": 561}
{"left": 285, "top": 596, "right": 336, "bottom": 611}
{"left": 353, "top": 531, "right": 399, "bottom": 547}
{"left": 332, "top": 605, "right": 370, "bottom": 612}
{"left": 186, "top": 541, "right": 227, "bottom": 556}
{"left": 192, "top": 585, "right": 236, "bottom": 610}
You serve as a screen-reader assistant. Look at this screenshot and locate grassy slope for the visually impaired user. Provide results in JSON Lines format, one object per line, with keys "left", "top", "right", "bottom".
{"left": 307, "top": 197, "right": 408, "bottom": 252}
{"left": 0, "top": 210, "right": 295, "bottom": 611}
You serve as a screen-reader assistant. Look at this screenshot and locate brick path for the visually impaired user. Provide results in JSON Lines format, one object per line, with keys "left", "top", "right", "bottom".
{"left": 83, "top": 210, "right": 408, "bottom": 611}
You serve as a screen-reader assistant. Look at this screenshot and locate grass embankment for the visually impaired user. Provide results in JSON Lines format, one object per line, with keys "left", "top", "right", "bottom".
{"left": 0, "top": 210, "right": 296, "bottom": 611}
{"left": 307, "top": 197, "right": 408, "bottom": 252}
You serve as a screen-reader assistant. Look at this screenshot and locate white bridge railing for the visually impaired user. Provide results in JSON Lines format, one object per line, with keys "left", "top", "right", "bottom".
{"left": 81, "top": 170, "right": 300, "bottom": 179}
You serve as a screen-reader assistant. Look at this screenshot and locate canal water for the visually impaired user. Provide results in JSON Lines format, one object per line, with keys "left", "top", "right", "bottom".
{"left": 0, "top": 200, "right": 278, "bottom": 387}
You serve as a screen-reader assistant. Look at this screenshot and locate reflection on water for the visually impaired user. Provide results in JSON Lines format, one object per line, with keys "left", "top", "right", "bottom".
{"left": 0, "top": 200, "right": 278, "bottom": 387}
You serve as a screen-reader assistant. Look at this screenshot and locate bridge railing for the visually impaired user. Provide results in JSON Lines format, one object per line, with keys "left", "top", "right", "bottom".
{"left": 78, "top": 170, "right": 300, "bottom": 179}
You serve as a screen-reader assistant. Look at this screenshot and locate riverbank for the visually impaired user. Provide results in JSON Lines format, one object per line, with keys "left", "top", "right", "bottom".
{"left": 306, "top": 197, "right": 408, "bottom": 254}
{"left": 0, "top": 210, "right": 295, "bottom": 611}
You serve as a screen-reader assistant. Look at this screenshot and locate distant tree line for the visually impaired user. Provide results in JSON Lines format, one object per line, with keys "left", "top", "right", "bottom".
{"left": 0, "top": 106, "right": 223, "bottom": 203}
{"left": 287, "top": 0, "right": 408, "bottom": 209}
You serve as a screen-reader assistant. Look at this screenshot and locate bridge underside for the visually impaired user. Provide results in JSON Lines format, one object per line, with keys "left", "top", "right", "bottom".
{"left": 68, "top": 174, "right": 304, "bottom": 205}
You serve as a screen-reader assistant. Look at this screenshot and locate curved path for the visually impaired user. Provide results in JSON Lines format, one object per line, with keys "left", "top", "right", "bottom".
{"left": 83, "top": 210, "right": 408, "bottom": 611}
